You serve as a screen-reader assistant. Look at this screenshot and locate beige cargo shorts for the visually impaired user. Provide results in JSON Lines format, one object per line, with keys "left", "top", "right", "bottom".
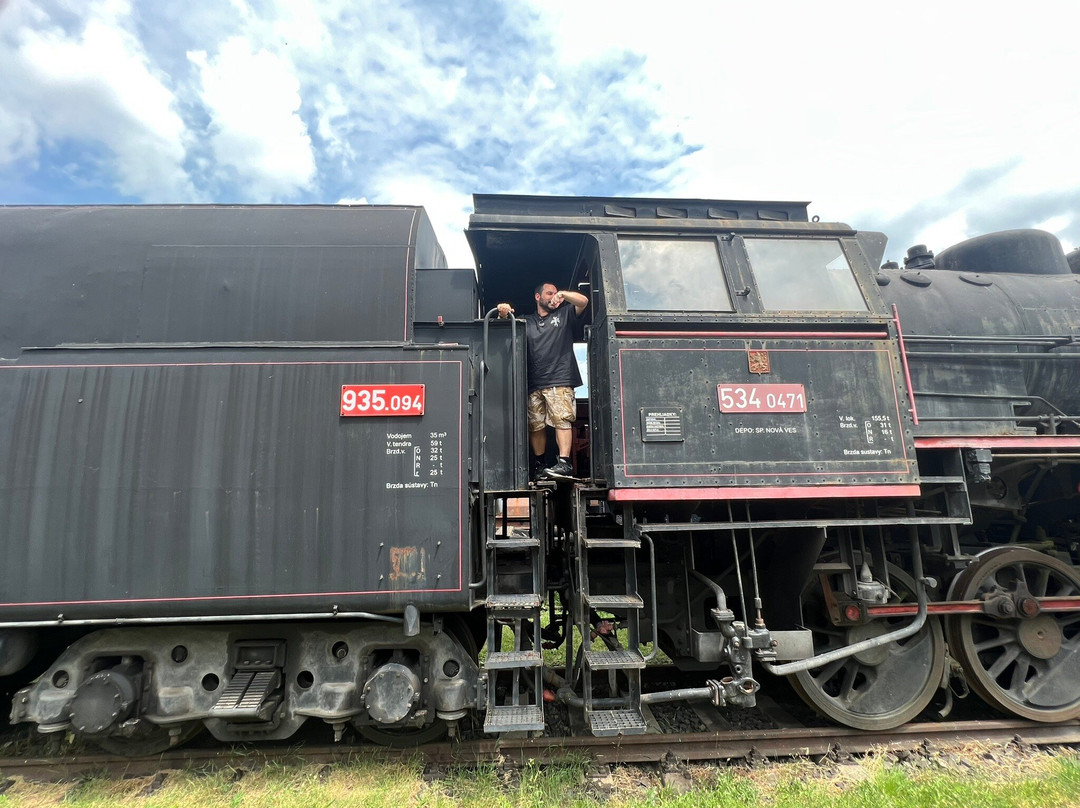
{"left": 528, "top": 386, "right": 576, "bottom": 431}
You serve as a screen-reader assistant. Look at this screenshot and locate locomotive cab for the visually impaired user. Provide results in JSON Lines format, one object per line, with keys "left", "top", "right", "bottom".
{"left": 468, "top": 194, "right": 920, "bottom": 496}
{"left": 467, "top": 196, "right": 957, "bottom": 732}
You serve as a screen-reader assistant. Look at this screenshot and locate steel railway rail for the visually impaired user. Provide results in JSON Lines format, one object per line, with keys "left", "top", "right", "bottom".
{"left": 2, "top": 718, "right": 1078, "bottom": 782}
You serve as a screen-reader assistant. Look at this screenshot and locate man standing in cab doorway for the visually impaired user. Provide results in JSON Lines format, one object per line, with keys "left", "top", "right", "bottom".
{"left": 497, "top": 283, "right": 588, "bottom": 479}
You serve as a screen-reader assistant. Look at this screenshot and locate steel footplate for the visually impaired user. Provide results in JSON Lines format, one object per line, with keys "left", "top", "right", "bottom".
{"left": 487, "top": 594, "right": 543, "bottom": 610}
{"left": 584, "top": 648, "right": 646, "bottom": 670}
{"left": 487, "top": 536, "right": 541, "bottom": 549}
{"left": 484, "top": 650, "right": 543, "bottom": 670}
{"left": 582, "top": 536, "right": 640, "bottom": 549}
{"left": 588, "top": 708, "right": 647, "bottom": 736}
{"left": 585, "top": 594, "right": 644, "bottom": 610}
{"left": 484, "top": 704, "right": 545, "bottom": 733}
{"left": 209, "top": 669, "right": 281, "bottom": 721}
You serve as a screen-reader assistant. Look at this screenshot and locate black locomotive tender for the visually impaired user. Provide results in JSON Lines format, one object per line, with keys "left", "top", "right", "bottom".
{"left": 3, "top": 197, "right": 1080, "bottom": 752}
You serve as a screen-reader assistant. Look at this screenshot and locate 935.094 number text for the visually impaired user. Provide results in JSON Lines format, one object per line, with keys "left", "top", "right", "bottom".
{"left": 341, "top": 384, "right": 425, "bottom": 417}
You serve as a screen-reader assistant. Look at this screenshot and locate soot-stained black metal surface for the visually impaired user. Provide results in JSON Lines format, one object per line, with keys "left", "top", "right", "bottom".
{"left": 0, "top": 205, "right": 444, "bottom": 356}
{"left": 0, "top": 345, "right": 471, "bottom": 621}
{"left": 601, "top": 336, "right": 918, "bottom": 488}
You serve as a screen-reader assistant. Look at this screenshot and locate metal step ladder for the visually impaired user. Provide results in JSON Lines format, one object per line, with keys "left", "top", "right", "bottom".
{"left": 572, "top": 492, "right": 648, "bottom": 736}
{"left": 482, "top": 490, "right": 546, "bottom": 734}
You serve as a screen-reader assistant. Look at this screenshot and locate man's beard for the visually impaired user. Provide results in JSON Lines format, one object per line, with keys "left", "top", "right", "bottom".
{"left": 542, "top": 299, "right": 559, "bottom": 312}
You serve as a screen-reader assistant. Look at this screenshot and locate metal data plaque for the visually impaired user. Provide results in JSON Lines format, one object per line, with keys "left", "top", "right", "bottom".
{"left": 640, "top": 407, "right": 684, "bottom": 442}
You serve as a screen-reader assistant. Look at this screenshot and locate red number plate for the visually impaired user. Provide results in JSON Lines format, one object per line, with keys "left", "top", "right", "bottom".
{"left": 341, "top": 384, "right": 425, "bottom": 416}
{"left": 718, "top": 383, "right": 806, "bottom": 413}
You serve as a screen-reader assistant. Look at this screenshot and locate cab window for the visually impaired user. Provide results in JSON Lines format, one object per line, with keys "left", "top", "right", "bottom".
{"left": 618, "top": 238, "right": 733, "bottom": 312}
{"left": 743, "top": 238, "right": 867, "bottom": 312}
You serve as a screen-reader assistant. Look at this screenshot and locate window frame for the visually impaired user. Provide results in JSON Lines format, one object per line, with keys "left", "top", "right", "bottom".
{"left": 615, "top": 235, "right": 735, "bottom": 314}
{"left": 736, "top": 235, "right": 871, "bottom": 314}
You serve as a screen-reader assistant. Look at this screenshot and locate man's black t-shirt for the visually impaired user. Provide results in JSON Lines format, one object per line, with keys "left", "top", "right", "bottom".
{"left": 525, "top": 303, "right": 582, "bottom": 392}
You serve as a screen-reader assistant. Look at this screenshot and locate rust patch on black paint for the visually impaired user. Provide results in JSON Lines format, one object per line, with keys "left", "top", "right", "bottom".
{"left": 389, "top": 546, "right": 427, "bottom": 586}
{"left": 748, "top": 350, "right": 771, "bottom": 374}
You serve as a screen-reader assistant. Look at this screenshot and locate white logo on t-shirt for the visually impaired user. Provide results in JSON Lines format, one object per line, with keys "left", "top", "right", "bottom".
{"left": 550, "top": 315, "right": 561, "bottom": 327}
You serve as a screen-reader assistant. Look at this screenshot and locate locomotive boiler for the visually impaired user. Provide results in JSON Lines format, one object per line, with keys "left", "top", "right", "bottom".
{"left": 3, "top": 196, "right": 1080, "bottom": 752}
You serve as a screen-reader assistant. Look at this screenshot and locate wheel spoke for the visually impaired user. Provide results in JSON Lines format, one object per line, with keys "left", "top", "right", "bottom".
{"left": 1008, "top": 655, "right": 1031, "bottom": 694}
{"left": 812, "top": 657, "right": 847, "bottom": 686}
{"left": 1054, "top": 580, "right": 1078, "bottom": 597}
{"left": 973, "top": 633, "right": 1012, "bottom": 653}
{"left": 985, "top": 644, "right": 1019, "bottom": 680}
{"left": 838, "top": 663, "right": 859, "bottom": 703}
{"left": 1033, "top": 566, "right": 1051, "bottom": 598}
{"left": 1017, "top": 563, "right": 1031, "bottom": 593}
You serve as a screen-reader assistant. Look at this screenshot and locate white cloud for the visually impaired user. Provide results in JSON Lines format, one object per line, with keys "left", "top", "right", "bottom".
{"left": 0, "top": 0, "right": 194, "bottom": 198}
{"left": 188, "top": 36, "right": 316, "bottom": 199}
{"left": 370, "top": 175, "right": 474, "bottom": 268}
{"left": 313, "top": 83, "right": 352, "bottom": 160}
{"left": 530, "top": 0, "right": 1080, "bottom": 249}
{"left": 2, "top": 0, "right": 1076, "bottom": 259}
{"left": 0, "top": 102, "right": 38, "bottom": 166}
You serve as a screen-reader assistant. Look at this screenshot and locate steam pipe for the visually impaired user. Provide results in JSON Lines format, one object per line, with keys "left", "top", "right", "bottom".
{"left": 762, "top": 526, "right": 929, "bottom": 676}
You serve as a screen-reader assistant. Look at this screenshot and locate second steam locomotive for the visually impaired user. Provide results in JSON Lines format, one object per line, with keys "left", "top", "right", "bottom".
{"left": 3, "top": 195, "right": 1080, "bottom": 751}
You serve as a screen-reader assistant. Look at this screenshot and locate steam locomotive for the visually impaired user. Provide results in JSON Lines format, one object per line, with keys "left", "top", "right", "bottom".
{"left": 2, "top": 196, "right": 1079, "bottom": 753}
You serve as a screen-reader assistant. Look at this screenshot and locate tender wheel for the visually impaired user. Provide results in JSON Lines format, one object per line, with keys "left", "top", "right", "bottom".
{"left": 92, "top": 721, "right": 202, "bottom": 756}
{"left": 355, "top": 718, "right": 450, "bottom": 747}
{"left": 790, "top": 562, "right": 946, "bottom": 730}
{"left": 946, "top": 547, "right": 1080, "bottom": 721}
{"left": 355, "top": 616, "right": 479, "bottom": 747}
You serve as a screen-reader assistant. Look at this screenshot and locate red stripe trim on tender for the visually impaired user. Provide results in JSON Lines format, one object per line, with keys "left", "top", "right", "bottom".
{"left": 0, "top": 586, "right": 454, "bottom": 608}
{"left": 0, "top": 360, "right": 461, "bottom": 370}
{"left": 915, "top": 436, "right": 1080, "bottom": 449}
{"left": 608, "top": 485, "right": 921, "bottom": 502}
{"left": 615, "top": 330, "right": 888, "bottom": 340}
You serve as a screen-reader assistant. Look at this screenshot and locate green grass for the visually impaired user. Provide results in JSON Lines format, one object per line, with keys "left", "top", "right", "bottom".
{"left": 5, "top": 749, "right": 1080, "bottom": 808}
{"left": 479, "top": 601, "right": 670, "bottom": 670}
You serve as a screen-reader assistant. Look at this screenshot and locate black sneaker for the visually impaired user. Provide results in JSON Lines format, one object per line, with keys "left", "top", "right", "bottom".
{"left": 543, "top": 459, "right": 573, "bottom": 478}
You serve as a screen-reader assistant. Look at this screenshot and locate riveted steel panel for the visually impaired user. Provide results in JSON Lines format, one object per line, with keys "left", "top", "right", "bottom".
{"left": 0, "top": 347, "right": 470, "bottom": 621}
{"left": 607, "top": 337, "right": 918, "bottom": 488}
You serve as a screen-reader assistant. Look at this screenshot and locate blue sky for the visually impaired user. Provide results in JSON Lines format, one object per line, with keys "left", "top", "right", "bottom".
{"left": 1, "top": 0, "right": 1078, "bottom": 267}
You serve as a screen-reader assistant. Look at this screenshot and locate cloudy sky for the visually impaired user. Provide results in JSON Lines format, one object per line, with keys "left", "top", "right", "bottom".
{"left": 1, "top": 0, "right": 1077, "bottom": 267}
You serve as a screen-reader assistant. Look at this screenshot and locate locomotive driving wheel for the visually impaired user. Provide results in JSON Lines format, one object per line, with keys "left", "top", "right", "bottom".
{"left": 790, "top": 561, "right": 946, "bottom": 730}
{"left": 946, "top": 547, "right": 1080, "bottom": 721}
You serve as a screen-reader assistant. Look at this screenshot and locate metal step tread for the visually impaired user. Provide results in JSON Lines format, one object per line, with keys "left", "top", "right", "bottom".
{"left": 486, "top": 594, "right": 543, "bottom": 610}
{"left": 585, "top": 648, "right": 646, "bottom": 670}
{"left": 585, "top": 593, "right": 644, "bottom": 610}
{"left": 812, "top": 561, "right": 852, "bottom": 572}
{"left": 589, "top": 708, "right": 648, "bottom": 736}
{"left": 485, "top": 704, "right": 545, "bottom": 733}
{"left": 209, "top": 669, "right": 280, "bottom": 719}
{"left": 488, "top": 536, "right": 541, "bottom": 549}
{"left": 484, "top": 650, "right": 543, "bottom": 670}
{"left": 583, "top": 536, "right": 640, "bottom": 549}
